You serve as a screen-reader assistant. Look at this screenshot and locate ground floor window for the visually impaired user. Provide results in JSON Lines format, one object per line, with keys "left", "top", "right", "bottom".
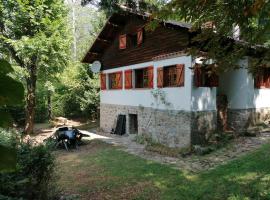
{"left": 255, "top": 68, "right": 270, "bottom": 88}
{"left": 157, "top": 64, "right": 185, "bottom": 88}
{"left": 194, "top": 64, "right": 219, "bottom": 87}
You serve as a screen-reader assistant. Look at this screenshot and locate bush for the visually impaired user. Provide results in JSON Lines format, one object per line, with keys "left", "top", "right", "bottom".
{"left": 0, "top": 130, "right": 57, "bottom": 200}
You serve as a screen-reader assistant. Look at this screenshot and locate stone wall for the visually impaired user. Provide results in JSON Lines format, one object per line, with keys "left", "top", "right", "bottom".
{"left": 227, "top": 108, "right": 270, "bottom": 131}
{"left": 100, "top": 103, "right": 217, "bottom": 148}
{"left": 190, "top": 111, "right": 217, "bottom": 145}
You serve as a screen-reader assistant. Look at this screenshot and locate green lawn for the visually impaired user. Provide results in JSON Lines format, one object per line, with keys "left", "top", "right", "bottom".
{"left": 56, "top": 140, "right": 270, "bottom": 200}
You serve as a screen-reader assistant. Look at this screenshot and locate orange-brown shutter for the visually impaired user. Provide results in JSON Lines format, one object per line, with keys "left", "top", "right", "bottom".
{"left": 115, "top": 71, "right": 123, "bottom": 89}
{"left": 148, "top": 66, "right": 154, "bottom": 88}
{"left": 137, "top": 28, "right": 143, "bottom": 45}
{"left": 157, "top": 67, "right": 164, "bottom": 88}
{"left": 176, "top": 64, "right": 185, "bottom": 86}
{"left": 119, "top": 34, "right": 126, "bottom": 49}
{"left": 194, "top": 65, "right": 203, "bottom": 87}
{"left": 100, "top": 73, "right": 106, "bottom": 90}
{"left": 125, "top": 70, "right": 133, "bottom": 89}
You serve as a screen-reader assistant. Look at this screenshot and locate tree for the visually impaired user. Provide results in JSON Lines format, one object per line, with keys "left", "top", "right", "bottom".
{"left": 0, "top": 0, "right": 71, "bottom": 134}
{"left": 51, "top": 5, "right": 104, "bottom": 119}
{"left": 0, "top": 59, "right": 24, "bottom": 172}
{"left": 81, "top": 0, "right": 167, "bottom": 16}
{"left": 159, "top": 0, "right": 270, "bottom": 72}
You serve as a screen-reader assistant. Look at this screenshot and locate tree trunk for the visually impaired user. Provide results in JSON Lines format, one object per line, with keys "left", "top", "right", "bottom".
{"left": 24, "top": 65, "right": 37, "bottom": 135}
{"left": 47, "top": 91, "right": 52, "bottom": 120}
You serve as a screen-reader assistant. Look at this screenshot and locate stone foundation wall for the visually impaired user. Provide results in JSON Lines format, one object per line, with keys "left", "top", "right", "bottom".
{"left": 191, "top": 111, "right": 217, "bottom": 145}
{"left": 100, "top": 103, "right": 217, "bottom": 148}
{"left": 228, "top": 108, "right": 270, "bottom": 131}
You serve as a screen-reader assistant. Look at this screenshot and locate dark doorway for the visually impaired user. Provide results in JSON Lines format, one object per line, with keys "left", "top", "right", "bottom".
{"left": 129, "top": 114, "right": 138, "bottom": 134}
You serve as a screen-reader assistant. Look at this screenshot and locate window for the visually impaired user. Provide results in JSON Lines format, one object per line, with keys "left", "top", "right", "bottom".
{"left": 157, "top": 64, "right": 185, "bottom": 88}
{"left": 121, "top": 28, "right": 144, "bottom": 49}
{"left": 164, "top": 66, "right": 178, "bottom": 87}
{"left": 194, "top": 64, "right": 219, "bottom": 87}
{"left": 135, "top": 67, "right": 153, "bottom": 88}
{"left": 255, "top": 68, "right": 270, "bottom": 88}
{"left": 108, "top": 72, "right": 122, "bottom": 89}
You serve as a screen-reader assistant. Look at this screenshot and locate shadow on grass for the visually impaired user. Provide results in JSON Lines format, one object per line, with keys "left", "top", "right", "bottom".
{"left": 57, "top": 140, "right": 270, "bottom": 200}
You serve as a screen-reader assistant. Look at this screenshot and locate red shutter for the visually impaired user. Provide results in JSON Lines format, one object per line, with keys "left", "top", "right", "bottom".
{"left": 125, "top": 70, "right": 133, "bottom": 89}
{"left": 100, "top": 73, "right": 106, "bottom": 90}
{"left": 194, "top": 65, "right": 203, "bottom": 87}
{"left": 148, "top": 66, "right": 154, "bottom": 88}
{"left": 119, "top": 34, "right": 126, "bottom": 49}
{"left": 115, "top": 71, "right": 123, "bottom": 89}
{"left": 157, "top": 67, "right": 164, "bottom": 88}
{"left": 176, "top": 64, "right": 185, "bottom": 86}
{"left": 137, "top": 28, "right": 143, "bottom": 45}
{"left": 255, "top": 71, "right": 265, "bottom": 89}
{"left": 265, "top": 69, "right": 270, "bottom": 88}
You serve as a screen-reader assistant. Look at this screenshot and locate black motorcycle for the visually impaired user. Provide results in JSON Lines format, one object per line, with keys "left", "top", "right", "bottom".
{"left": 52, "top": 126, "right": 89, "bottom": 151}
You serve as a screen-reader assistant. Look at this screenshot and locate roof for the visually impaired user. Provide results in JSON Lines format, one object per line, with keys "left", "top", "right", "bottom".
{"left": 82, "top": 10, "right": 192, "bottom": 64}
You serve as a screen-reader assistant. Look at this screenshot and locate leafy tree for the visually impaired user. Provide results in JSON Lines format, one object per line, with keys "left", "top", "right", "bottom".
{"left": 0, "top": 59, "right": 24, "bottom": 127}
{"left": 159, "top": 0, "right": 270, "bottom": 72}
{"left": 50, "top": 4, "right": 104, "bottom": 120}
{"left": 81, "top": 0, "right": 167, "bottom": 16}
{"left": 0, "top": 59, "right": 24, "bottom": 172}
{"left": 0, "top": 0, "right": 71, "bottom": 134}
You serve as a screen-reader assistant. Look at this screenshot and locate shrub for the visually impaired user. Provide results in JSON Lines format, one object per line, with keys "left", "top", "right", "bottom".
{"left": 0, "top": 130, "right": 57, "bottom": 200}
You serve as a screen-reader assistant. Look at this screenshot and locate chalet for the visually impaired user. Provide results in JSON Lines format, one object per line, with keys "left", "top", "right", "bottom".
{"left": 82, "top": 11, "right": 270, "bottom": 148}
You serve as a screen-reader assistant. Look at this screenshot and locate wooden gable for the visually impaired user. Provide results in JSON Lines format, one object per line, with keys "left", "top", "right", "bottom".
{"left": 82, "top": 12, "right": 191, "bottom": 71}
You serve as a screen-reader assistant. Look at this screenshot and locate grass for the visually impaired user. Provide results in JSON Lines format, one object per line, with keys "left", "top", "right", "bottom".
{"left": 55, "top": 140, "right": 270, "bottom": 200}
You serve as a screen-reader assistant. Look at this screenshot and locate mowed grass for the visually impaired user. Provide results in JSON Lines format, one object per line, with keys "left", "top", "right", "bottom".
{"left": 55, "top": 140, "right": 270, "bottom": 200}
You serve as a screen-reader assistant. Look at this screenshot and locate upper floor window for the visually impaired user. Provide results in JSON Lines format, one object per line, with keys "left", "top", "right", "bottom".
{"left": 157, "top": 64, "right": 185, "bottom": 88}
{"left": 108, "top": 71, "right": 122, "bottom": 89}
{"left": 135, "top": 66, "right": 153, "bottom": 88}
{"left": 255, "top": 68, "right": 270, "bottom": 88}
{"left": 119, "top": 28, "right": 144, "bottom": 50}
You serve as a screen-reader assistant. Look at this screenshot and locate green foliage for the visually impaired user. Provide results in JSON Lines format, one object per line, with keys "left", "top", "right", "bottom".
{"left": 53, "top": 62, "right": 100, "bottom": 119}
{"left": 0, "top": 59, "right": 24, "bottom": 127}
{"left": 0, "top": 139, "right": 56, "bottom": 200}
{"left": 0, "top": 129, "right": 20, "bottom": 172}
{"left": 0, "top": 0, "right": 71, "bottom": 133}
{"left": 159, "top": 0, "right": 270, "bottom": 72}
{"left": 82, "top": 0, "right": 167, "bottom": 15}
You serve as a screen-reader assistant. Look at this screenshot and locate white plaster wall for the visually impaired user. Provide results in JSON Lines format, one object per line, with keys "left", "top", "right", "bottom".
{"left": 190, "top": 59, "right": 217, "bottom": 111}
{"left": 100, "top": 56, "right": 193, "bottom": 111}
{"left": 219, "top": 58, "right": 270, "bottom": 109}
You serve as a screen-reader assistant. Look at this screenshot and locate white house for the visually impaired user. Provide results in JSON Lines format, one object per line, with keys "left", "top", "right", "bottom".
{"left": 82, "top": 11, "right": 270, "bottom": 148}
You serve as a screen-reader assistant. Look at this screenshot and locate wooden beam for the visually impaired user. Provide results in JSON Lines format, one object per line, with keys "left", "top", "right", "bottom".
{"left": 97, "top": 37, "right": 112, "bottom": 44}
{"left": 107, "top": 21, "right": 121, "bottom": 28}
{"left": 88, "top": 52, "right": 100, "bottom": 55}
